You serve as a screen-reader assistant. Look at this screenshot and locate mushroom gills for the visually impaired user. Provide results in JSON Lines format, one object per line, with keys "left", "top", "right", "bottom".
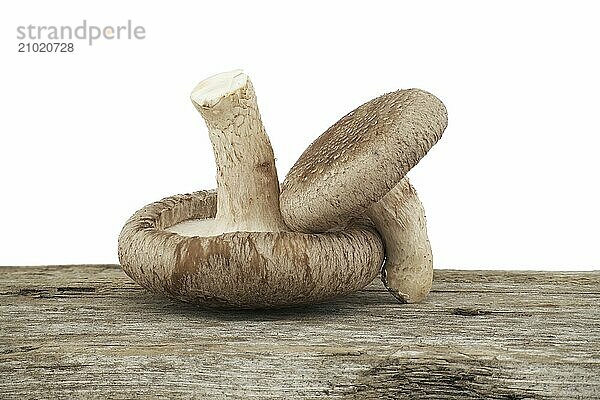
{"left": 168, "top": 217, "right": 229, "bottom": 237}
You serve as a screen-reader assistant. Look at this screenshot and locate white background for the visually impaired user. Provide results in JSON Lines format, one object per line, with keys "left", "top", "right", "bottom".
{"left": 1, "top": 1, "right": 598, "bottom": 269}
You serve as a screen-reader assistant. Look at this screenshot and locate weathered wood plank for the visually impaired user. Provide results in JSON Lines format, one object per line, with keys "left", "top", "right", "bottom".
{"left": 1, "top": 265, "right": 599, "bottom": 399}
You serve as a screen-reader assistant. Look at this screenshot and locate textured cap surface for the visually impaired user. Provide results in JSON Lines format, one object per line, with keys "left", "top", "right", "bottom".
{"left": 281, "top": 89, "right": 447, "bottom": 232}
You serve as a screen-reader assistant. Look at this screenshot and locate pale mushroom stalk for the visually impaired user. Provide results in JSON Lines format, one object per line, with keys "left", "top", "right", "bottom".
{"left": 366, "top": 178, "right": 432, "bottom": 303}
{"left": 170, "top": 70, "right": 287, "bottom": 236}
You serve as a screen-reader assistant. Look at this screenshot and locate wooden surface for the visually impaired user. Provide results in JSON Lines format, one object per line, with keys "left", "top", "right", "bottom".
{"left": 1, "top": 265, "right": 598, "bottom": 399}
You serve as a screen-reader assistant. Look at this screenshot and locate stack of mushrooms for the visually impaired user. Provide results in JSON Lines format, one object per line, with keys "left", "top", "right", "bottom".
{"left": 118, "top": 70, "right": 447, "bottom": 309}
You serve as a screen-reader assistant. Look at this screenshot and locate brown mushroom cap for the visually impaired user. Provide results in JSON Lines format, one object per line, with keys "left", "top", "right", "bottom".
{"left": 118, "top": 190, "right": 384, "bottom": 309}
{"left": 281, "top": 89, "right": 448, "bottom": 232}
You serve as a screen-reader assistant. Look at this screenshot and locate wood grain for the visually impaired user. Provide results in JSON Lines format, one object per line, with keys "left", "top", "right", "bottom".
{"left": 1, "top": 265, "right": 598, "bottom": 399}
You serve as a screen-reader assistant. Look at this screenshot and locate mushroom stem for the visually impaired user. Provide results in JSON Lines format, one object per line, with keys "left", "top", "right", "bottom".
{"left": 366, "top": 178, "right": 433, "bottom": 303}
{"left": 190, "top": 70, "right": 287, "bottom": 233}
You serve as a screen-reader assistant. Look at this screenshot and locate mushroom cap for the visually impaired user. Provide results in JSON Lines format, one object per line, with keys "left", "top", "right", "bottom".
{"left": 280, "top": 89, "right": 448, "bottom": 232}
{"left": 118, "top": 190, "right": 384, "bottom": 309}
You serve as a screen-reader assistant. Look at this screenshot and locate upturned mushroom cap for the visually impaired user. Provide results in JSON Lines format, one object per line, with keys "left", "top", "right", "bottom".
{"left": 118, "top": 191, "right": 383, "bottom": 308}
{"left": 280, "top": 89, "right": 447, "bottom": 232}
{"left": 117, "top": 70, "right": 385, "bottom": 309}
